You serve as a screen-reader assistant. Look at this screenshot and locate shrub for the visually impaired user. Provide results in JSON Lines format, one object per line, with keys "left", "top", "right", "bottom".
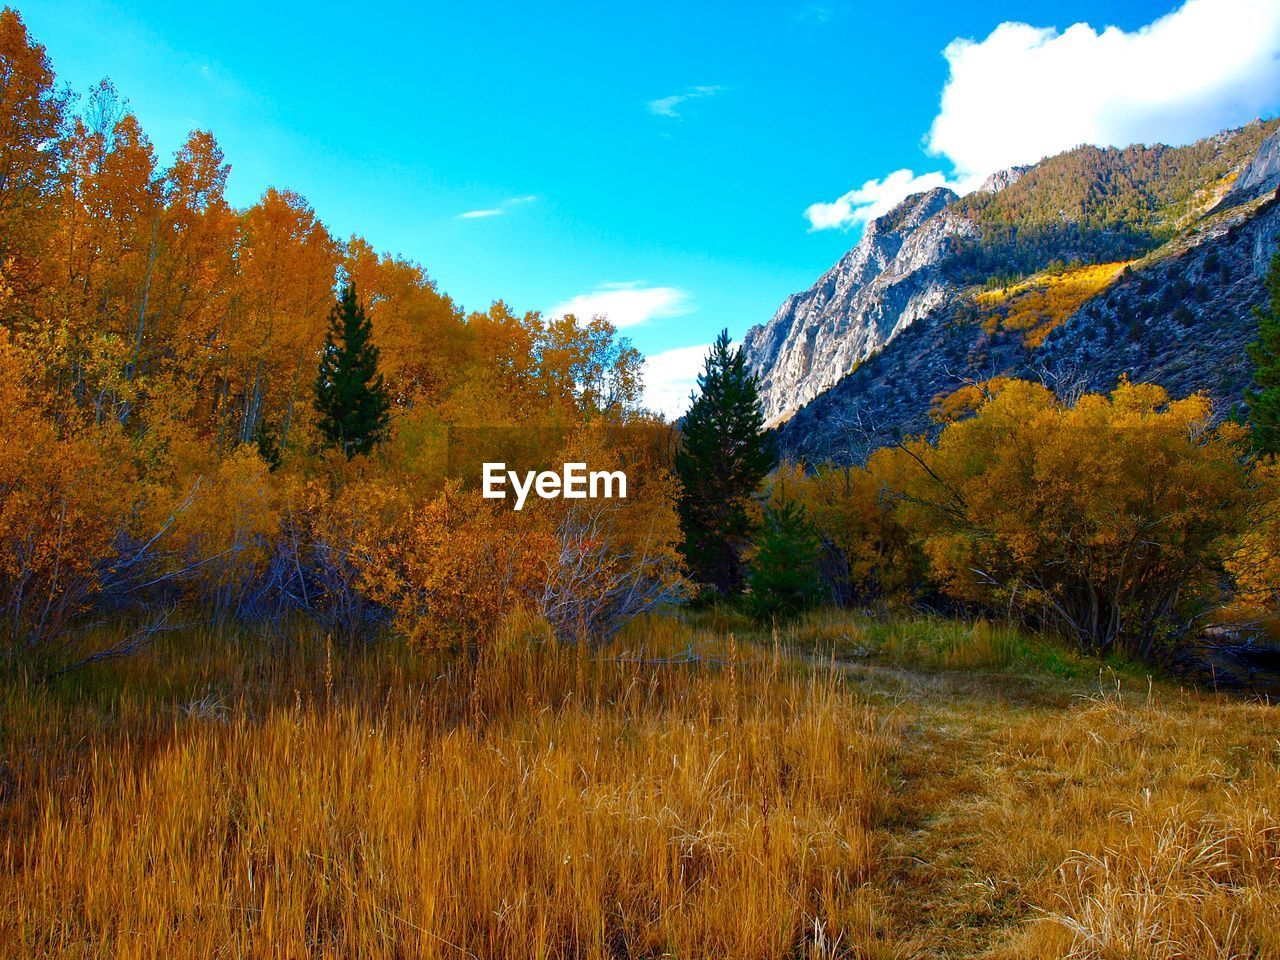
{"left": 769, "top": 461, "right": 922, "bottom": 607}
{"left": 165, "top": 445, "right": 289, "bottom": 625}
{"left": 0, "top": 337, "right": 132, "bottom": 658}
{"left": 356, "top": 482, "right": 553, "bottom": 655}
{"left": 538, "top": 422, "right": 686, "bottom": 643}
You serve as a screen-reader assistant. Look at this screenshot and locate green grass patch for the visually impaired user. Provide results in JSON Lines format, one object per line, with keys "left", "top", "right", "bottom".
{"left": 778, "top": 607, "right": 1147, "bottom": 680}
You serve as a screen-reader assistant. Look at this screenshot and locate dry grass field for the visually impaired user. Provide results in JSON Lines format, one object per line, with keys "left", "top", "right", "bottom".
{"left": 2, "top": 611, "right": 1278, "bottom": 959}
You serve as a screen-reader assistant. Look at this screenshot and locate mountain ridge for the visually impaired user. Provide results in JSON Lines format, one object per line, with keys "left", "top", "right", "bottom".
{"left": 744, "top": 120, "right": 1280, "bottom": 459}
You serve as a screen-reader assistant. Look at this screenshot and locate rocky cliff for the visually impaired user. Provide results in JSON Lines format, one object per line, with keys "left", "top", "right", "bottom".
{"left": 741, "top": 188, "right": 974, "bottom": 424}
{"left": 775, "top": 189, "right": 1280, "bottom": 463}
{"left": 1232, "top": 128, "right": 1280, "bottom": 198}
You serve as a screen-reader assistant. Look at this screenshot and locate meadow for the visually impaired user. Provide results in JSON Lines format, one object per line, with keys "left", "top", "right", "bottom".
{"left": 3, "top": 611, "right": 1277, "bottom": 959}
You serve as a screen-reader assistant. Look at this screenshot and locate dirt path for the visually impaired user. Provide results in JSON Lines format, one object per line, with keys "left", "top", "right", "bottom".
{"left": 825, "top": 660, "right": 1115, "bottom": 958}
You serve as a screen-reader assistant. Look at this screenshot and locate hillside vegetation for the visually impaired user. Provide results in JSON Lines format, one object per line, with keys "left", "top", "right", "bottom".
{"left": 973, "top": 260, "right": 1134, "bottom": 347}
{"left": 950, "top": 122, "right": 1279, "bottom": 278}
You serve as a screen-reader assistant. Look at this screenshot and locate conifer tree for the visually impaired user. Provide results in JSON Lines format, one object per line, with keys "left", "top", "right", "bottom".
{"left": 747, "top": 499, "right": 823, "bottom": 622}
{"left": 674, "top": 329, "right": 777, "bottom": 596}
{"left": 1246, "top": 250, "right": 1280, "bottom": 455}
{"left": 313, "top": 284, "right": 390, "bottom": 458}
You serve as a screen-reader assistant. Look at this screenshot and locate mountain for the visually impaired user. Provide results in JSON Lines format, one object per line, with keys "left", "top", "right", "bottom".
{"left": 741, "top": 187, "right": 974, "bottom": 424}
{"left": 744, "top": 121, "right": 1280, "bottom": 461}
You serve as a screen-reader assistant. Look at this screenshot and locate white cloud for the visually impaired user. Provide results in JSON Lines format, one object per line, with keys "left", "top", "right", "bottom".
{"left": 804, "top": 168, "right": 971, "bottom": 231}
{"left": 641, "top": 343, "right": 711, "bottom": 420}
{"left": 647, "top": 85, "right": 722, "bottom": 118}
{"left": 804, "top": 0, "right": 1280, "bottom": 231}
{"left": 548, "top": 282, "right": 691, "bottom": 329}
{"left": 927, "top": 0, "right": 1280, "bottom": 178}
{"left": 456, "top": 194, "right": 537, "bottom": 220}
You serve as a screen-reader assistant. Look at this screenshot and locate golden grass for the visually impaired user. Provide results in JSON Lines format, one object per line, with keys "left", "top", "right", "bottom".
{"left": 847, "top": 676, "right": 1280, "bottom": 959}
{"left": 786, "top": 610, "right": 1027, "bottom": 671}
{"left": 2, "top": 610, "right": 1278, "bottom": 958}
{"left": 978, "top": 689, "right": 1280, "bottom": 959}
{"left": 1, "top": 622, "right": 898, "bottom": 959}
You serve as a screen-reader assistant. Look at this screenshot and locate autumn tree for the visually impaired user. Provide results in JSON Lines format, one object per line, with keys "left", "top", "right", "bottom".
{"left": 1227, "top": 457, "right": 1280, "bottom": 613}
{"left": 674, "top": 330, "right": 776, "bottom": 597}
{"left": 0, "top": 8, "right": 65, "bottom": 322}
{"left": 0, "top": 333, "right": 131, "bottom": 654}
{"left": 768, "top": 460, "right": 921, "bottom": 607}
{"left": 234, "top": 188, "right": 339, "bottom": 453}
{"left": 875, "top": 378, "right": 1251, "bottom": 659}
{"left": 342, "top": 238, "right": 464, "bottom": 408}
{"left": 355, "top": 481, "right": 553, "bottom": 654}
{"left": 46, "top": 85, "right": 160, "bottom": 423}
{"left": 148, "top": 129, "right": 238, "bottom": 414}
{"left": 1245, "top": 249, "right": 1280, "bottom": 455}
{"left": 314, "top": 284, "right": 390, "bottom": 458}
{"left": 540, "top": 313, "right": 644, "bottom": 417}
{"left": 0, "top": 10, "right": 698, "bottom": 656}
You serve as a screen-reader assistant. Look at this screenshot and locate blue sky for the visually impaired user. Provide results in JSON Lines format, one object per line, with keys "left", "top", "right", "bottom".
{"left": 24, "top": 0, "right": 1280, "bottom": 415}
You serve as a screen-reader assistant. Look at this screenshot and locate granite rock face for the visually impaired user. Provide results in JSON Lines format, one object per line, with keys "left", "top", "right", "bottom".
{"left": 974, "top": 165, "right": 1028, "bottom": 195}
{"left": 741, "top": 187, "right": 976, "bottom": 424}
{"left": 1231, "top": 129, "right": 1280, "bottom": 199}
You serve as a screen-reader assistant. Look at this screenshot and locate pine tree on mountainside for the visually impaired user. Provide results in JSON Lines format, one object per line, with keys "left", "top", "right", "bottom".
{"left": 1246, "top": 250, "right": 1280, "bottom": 456}
{"left": 674, "top": 329, "right": 777, "bottom": 597}
{"left": 314, "top": 284, "right": 391, "bottom": 458}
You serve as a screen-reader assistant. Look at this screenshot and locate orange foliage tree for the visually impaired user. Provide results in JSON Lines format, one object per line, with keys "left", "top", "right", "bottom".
{"left": 1226, "top": 458, "right": 1280, "bottom": 616}
{"left": 0, "top": 7, "right": 669, "bottom": 661}
{"left": 872, "top": 378, "right": 1252, "bottom": 657}
{"left": 353, "top": 481, "right": 554, "bottom": 654}
{"left": 0, "top": 8, "right": 65, "bottom": 320}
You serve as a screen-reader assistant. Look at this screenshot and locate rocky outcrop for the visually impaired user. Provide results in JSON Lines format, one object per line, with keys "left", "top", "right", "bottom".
{"left": 1230, "top": 129, "right": 1280, "bottom": 199}
{"left": 975, "top": 165, "right": 1028, "bottom": 195}
{"left": 741, "top": 187, "right": 976, "bottom": 424}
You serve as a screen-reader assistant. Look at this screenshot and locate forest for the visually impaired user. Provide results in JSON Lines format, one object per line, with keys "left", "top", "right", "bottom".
{"left": 3, "top": 7, "right": 1280, "bottom": 958}
{"left": 0, "top": 7, "right": 685, "bottom": 668}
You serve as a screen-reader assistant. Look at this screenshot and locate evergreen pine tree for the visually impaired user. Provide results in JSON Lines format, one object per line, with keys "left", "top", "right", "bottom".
{"left": 313, "top": 284, "right": 391, "bottom": 458}
{"left": 674, "top": 329, "right": 777, "bottom": 596}
{"left": 1246, "top": 251, "right": 1280, "bottom": 456}
{"left": 747, "top": 499, "right": 823, "bottom": 623}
